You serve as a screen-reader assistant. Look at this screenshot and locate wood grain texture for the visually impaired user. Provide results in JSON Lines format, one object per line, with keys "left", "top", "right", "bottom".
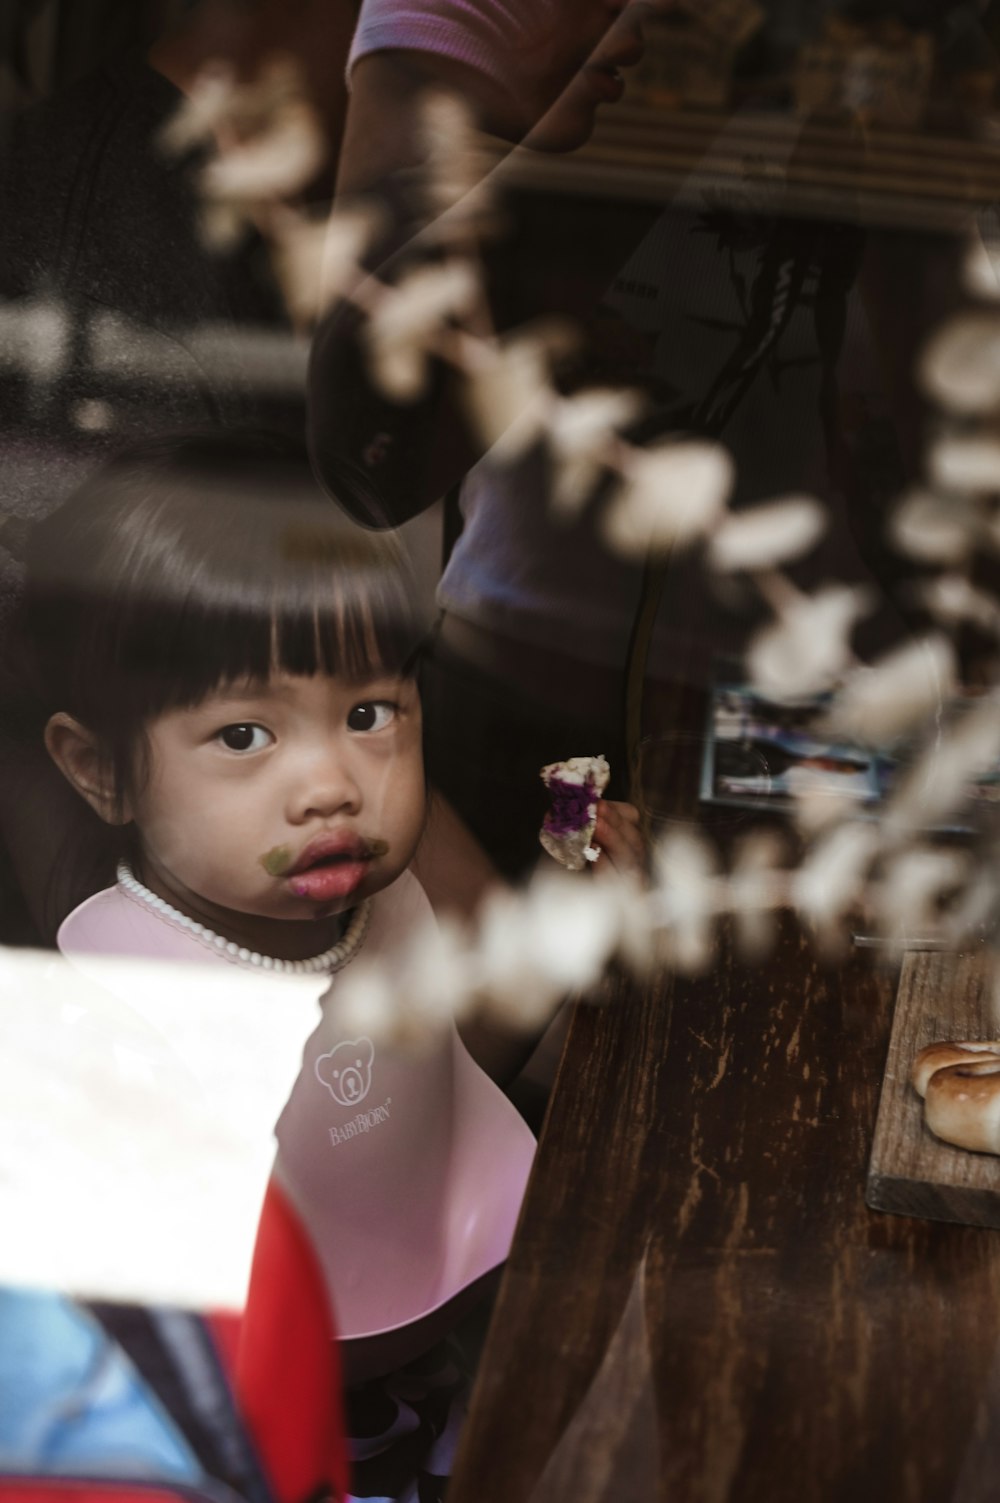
{"left": 493, "top": 104, "right": 1000, "bottom": 231}
{"left": 449, "top": 673, "right": 1000, "bottom": 1499}
{"left": 449, "top": 926, "right": 1000, "bottom": 1503}
{"left": 867, "top": 950, "right": 1000, "bottom": 1226}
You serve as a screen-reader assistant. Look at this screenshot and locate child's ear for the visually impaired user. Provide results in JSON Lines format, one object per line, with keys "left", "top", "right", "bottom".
{"left": 44, "top": 713, "right": 132, "bottom": 826}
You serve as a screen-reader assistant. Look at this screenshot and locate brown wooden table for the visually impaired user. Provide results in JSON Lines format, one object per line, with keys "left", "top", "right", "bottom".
{"left": 448, "top": 708, "right": 1000, "bottom": 1502}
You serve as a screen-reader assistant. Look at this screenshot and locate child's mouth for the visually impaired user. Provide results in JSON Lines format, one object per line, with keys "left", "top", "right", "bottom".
{"left": 279, "top": 835, "right": 388, "bottom": 904}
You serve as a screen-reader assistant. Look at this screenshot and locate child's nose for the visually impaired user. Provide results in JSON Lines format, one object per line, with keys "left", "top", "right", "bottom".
{"left": 289, "top": 751, "right": 362, "bottom": 822}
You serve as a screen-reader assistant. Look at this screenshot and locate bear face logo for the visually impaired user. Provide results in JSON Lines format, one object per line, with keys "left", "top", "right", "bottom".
{"left": 315, "top": 1036, "right": 374, "bottom": 1108}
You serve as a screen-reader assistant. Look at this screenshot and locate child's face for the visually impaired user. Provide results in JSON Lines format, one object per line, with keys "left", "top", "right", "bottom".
{"left": 128, "top": 671, "right": 425, "bottom": 931}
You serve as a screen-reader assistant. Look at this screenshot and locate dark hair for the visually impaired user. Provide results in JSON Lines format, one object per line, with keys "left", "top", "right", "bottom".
{"left": 23, "top": 432, "right": 425, "bottom": 808}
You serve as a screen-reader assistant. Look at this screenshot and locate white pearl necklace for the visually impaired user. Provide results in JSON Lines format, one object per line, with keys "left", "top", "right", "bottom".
{"left": 116, "top": 860, "right": 371, "bottom": 976}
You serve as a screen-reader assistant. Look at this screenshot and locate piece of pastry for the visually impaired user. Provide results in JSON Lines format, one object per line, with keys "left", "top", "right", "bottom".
{"left": 539, "top": 754, "right": 610, "bottom": 872}
{"left": 924, "top": 1058, "right": 1000, "bottom": 1154}
{"left": 911, "top": 1039, "right": 1000, "bottom": 1098}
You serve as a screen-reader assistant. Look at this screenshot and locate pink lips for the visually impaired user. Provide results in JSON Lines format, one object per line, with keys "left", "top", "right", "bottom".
{"left": 285, "top": 833, "right": 378, "bottom": 904}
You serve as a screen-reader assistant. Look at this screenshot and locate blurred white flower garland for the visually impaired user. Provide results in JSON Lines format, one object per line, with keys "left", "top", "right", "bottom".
{"left": 164, "top": 65, "right": 1000, "bottom": 1040}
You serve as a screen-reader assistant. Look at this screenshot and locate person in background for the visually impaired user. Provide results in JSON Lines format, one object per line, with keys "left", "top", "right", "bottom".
{"left": 310, "top": 1, "right": 665, "bottom": 895}
{"left": 310, "top": 0, "right": 922, "bottom": 902}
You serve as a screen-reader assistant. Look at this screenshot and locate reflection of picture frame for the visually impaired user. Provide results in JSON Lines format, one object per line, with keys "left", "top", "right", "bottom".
{"left": 701, "top": 662, "right": 1000, "bottom": 831}
{"left": 701, "top": 667, "right": 882, "bottom": 813}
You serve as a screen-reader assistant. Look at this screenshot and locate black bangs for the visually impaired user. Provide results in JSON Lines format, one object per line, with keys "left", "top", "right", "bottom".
{"left": 22, "top": 432, "right": 425, "bottom": 789}
{"left": 91, "top": 516, "right": 422, "bottom": 718}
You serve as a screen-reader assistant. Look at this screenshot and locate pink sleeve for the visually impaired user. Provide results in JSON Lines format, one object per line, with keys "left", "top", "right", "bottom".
{"left": 347, "top": 0, "right": 561, "bottom": 93}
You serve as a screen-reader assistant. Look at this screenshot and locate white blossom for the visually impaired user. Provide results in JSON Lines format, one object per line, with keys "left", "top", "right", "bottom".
{"left": 885, "top": 696, "right": 1000, "bottom": 835}
{"left": 916, "top": 573, "right": 1000, "bottom": 634}
{"left": 0, "top": 297, "right": 71, "bottom": 384}
{"left": 517, "top": 870, "right": 623, "bottom": 992}
{"left": 157, "top": 63, "right": 238, "bottom": 155}
{"left": 942, "top": 866, "right": 1000, "bottom": 949}
{"left": 391, "top": 915, "right": 475, "bottom": 1047}
{"left": 792, "top": 822, "right": 880, "bottom": 943}
{"left": 889, "top": 488, "right": 978, "bottom": 565}
{"left": 602, "top": 874, "right": 658, "bottom": 976}
{"left": 964, "top": 232, "right": 1000, "bottom": 302}
{"left": 823, "top": 636, "right": 956, "bottom": 747}
{"left": 473, "top": 888, "right": 566, "bottom": 1030}
{"left": 919, "top": 313, "right": 1000, "bottom": 415}
{"left": 707, "top": 495, "right": 826, "bottom": 573}
{"left": 602, "top": 440, "right": 734, "bottom": 557}
{"left": 728, "top": 829, "right": 787, "bottom": 960}
{"left": 200, "top": 99, "right": 325, "bottom": 205}
{"left": 199, "top": 201, "right": 246, "bottom": 253}
{"left": 649, "top": 830, "right": 719, "bottom": 972}
{"left": 419, "top": 90, "right": 494, "bottom": 225}
{"left": 365, "top": 260, "right": 480, "bottom": 400}
{"left": 161, "top": 58, "right": 328, "bottom": 251}
{"left": 270, "top": 206, "right": 377, "bottom": 325}
{"left": 786, "top": 766, "right": 863, "bottom": 836}
{"left": 928, "top": 433, "right": 1000, "bottom": 495}
{"left": 547, "top": 388, "right": 645, "bottom": 516}
{"left": 330, "top": 961, "right": 401, "bottom": 1042}
{"left": 461, "top": 322, "right": 573, "bottom": 459}
{"left": 747, "top": 584, "right": 869, "bottom": 701}
{"left": 873, "top": 845, "right": 969, "bottom": 950}
{"left": 321, "top": 206, "right": 380, "bottom": 298}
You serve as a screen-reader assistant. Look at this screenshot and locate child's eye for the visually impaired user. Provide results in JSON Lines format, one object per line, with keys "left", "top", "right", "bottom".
{"left": 217, "top": 723, "right": 272, "bottom": 753}
{"left": 347, "top": 701, "right": 397, "bottom": 733}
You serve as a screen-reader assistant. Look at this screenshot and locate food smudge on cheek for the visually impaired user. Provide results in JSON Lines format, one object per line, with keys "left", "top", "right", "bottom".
{"left": 367, "top": 838, "right": 390, "bottom": 858}
{"left": 260, "top": 845, "right": 294, "bottom": 877}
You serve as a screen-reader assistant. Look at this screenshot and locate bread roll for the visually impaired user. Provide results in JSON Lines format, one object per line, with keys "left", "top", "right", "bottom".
{"left": 924, "top": 1059, "right": 1000, "bottom": 1154}
{"left": 911, "top": 1040, "right": 1000, "bottom": 1099}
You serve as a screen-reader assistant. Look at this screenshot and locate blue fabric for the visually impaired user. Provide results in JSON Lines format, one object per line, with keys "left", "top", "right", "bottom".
{"left": 0, "top": 1289, "right": 204, "bottom": 1481}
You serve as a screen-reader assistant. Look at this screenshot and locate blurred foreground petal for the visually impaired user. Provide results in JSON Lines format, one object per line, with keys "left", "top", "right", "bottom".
{"left": 548, "top": 388, "right": 645, "bottom": 516}
{"left": 928, "top": 433, "right": 1000, "bottom": 494}
{"left": 462, "top": 321, "right": 574, "bottom": 459}
{"left": 748, "top": 585, "right": 869, "bottom": 700}
{"left": 919, "top": 313, "right": 1000, "bottom": 415}
{"left": 650, "top": 830, "right": 719, "bottom": 972}
{"left": 890, "top": 488, "right": 977, "bottom": 565}
{"left": 792, "top": 823, "right": 879, "bottom": 945}
{"left": 365, "top": 260, "right": 480, "bottom": 400}
{"left": 964, "top": 232, "right": 1000, "bottom": 302}
{"left": 885, "top": 697, "right": 1000, "bottom": 835}
{"left": 729, "top": 829, "right": 788, "bottom": 960}
{"left": 602, "top": 441, "right": 734, "bottom": 557}
{"left": 708, "top": 495, "right": 825, "bottom": 573}
{"left": 823, "top": 636, "right": 956, "bottom": 747}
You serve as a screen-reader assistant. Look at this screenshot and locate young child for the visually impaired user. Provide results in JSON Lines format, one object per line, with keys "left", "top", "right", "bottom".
{"left": 20, "top": 433, "right": 641, "bottom": 1500}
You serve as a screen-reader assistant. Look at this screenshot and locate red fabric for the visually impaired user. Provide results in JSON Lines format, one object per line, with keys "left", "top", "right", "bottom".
{"left": 235, "top": 1180, "right": 349, "bottom": 1503}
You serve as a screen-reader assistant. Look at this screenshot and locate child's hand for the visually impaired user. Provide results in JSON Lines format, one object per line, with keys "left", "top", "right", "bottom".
{"left": 592, "top": 800, "right": 647, "bottom": 882}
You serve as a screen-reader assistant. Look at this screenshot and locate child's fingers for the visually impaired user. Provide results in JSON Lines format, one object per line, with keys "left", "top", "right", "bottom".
{"left": 593, "top": 801, "right": 648, "bottom": 880}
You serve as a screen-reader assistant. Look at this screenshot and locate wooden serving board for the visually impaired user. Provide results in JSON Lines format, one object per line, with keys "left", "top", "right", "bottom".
{"left": 867, "top": 949, "right": 1000, "bottom": 1227}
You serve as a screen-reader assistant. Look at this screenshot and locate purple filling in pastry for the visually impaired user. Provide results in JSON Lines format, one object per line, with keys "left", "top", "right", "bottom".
{"left": 543, "top": 777, "right": 597, "bottom": 837}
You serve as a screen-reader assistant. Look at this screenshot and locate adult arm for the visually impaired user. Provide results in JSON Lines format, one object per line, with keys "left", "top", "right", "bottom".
{"left": 308, "top": 5, "right": 661, "bottom": 526}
